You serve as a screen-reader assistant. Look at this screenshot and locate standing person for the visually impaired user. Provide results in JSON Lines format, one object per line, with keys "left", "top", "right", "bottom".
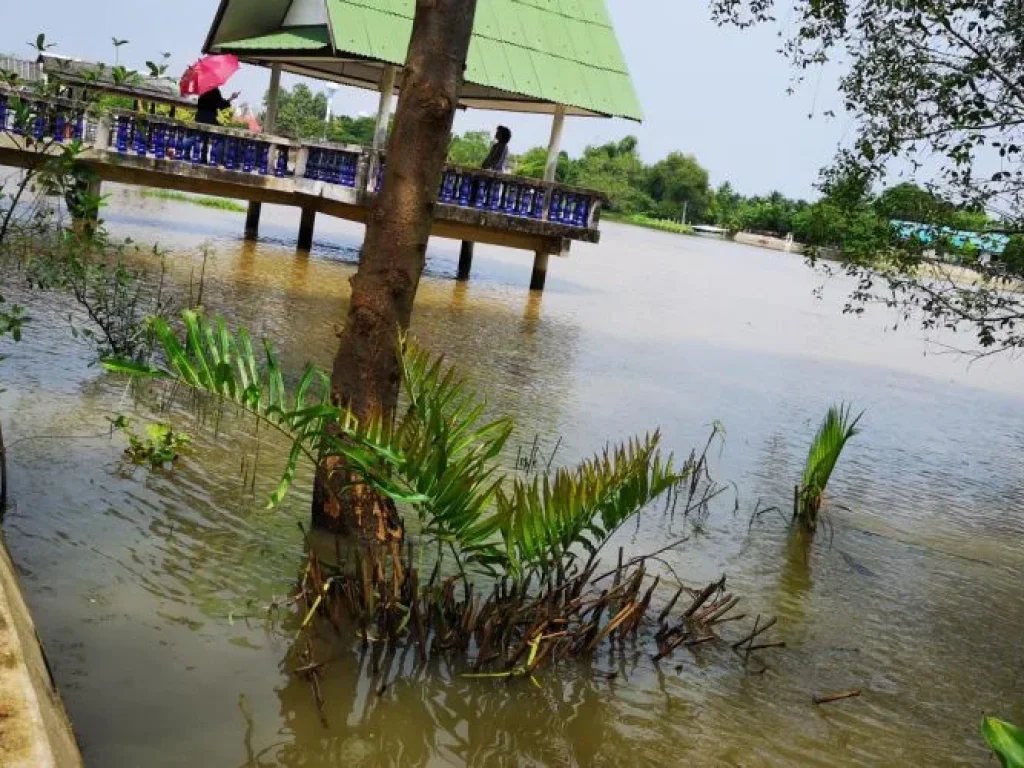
{"left": 481, "top": 125, "right": 512, "bottom": 171}
{"left": 195, "top": 87, "right": 239, "bottom": 126}
{"left": 457, "top": 126, "right": 513, "bottom": 282}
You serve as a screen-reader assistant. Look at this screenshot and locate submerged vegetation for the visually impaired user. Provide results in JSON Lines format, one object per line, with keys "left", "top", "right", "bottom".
{"left": 106, "top": 311, "right": 715, "bottom": 582}
{"left": 140, "top": 189, "right": 247, "bottom": 213}
{"left": 110, "top": 415, "right": 192, "bottom": 468}
{"left": 607, "top": 213, "right": 695, "bottom": 236}
{"left": 795, "top": 404, "right": 863, "bottom": 532}
{"left": 102, "top": 310, "right": 780, "bottom": 687}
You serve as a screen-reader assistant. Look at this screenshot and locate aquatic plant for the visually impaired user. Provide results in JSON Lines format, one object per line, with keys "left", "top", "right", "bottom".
{"left": 140, "top": 189, "right": 247, "bottom": 213}
{"left": 102, "top": 310, "right": 781, "bottom": 690}
{"left": 105, "top": 310, "right": 689, "bottom": 581}
{"left": 625, "top": 214, "right": 695, "bottom": 235}
{"left": 983, "top": 717, "right": 1024, "bottom": 768}
{"left": 110, "top": 415, "right": 191, "bottom": 468}
{"left": 796, "top": 403, "right": 863, "bottom": 532}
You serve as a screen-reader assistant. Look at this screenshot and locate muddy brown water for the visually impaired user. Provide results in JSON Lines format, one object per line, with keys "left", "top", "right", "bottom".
{"left": 2, "top": 186, "right": 1023, "bottom": 766}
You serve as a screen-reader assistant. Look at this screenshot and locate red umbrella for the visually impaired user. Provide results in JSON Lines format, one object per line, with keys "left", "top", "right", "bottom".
{"left": 180, "top": 54, "right": 240, "bottom": 97}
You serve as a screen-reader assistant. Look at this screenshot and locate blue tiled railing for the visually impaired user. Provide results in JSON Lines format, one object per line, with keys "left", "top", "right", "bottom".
{"left": 106, "top": 111, "right": 290, "bottom": 178}
{"left": 1, "top": 91, "right": 603, "bottom": 233}
{"left": 436, "top": 166, "right": 596, "bottom": 228}
{"left": 304, "top": 144, "right": 362, "bottom": 188}
{"left": 0, "top": 92, "right": 87, "bottom": 143}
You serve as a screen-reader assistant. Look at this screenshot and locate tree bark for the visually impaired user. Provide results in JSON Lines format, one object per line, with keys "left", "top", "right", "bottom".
{"left": 312, "top": 0, "right": 478, "bottom": 536}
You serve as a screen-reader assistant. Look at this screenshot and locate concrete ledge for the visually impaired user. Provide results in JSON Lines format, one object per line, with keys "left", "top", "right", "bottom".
{"left": 0, "top": 534, "right": 83, "bottom": 768}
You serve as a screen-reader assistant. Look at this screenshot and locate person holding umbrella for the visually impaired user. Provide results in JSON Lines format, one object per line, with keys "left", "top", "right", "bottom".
{"left": 180, "top": 54, "right": 241, "bottom": 126}
{"left": 195, "top": 87, "right": 240, "bottom": 126}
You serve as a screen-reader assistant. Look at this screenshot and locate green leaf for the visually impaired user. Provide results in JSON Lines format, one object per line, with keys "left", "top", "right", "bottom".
{"left": 983, "top": 717, "right": 1024, "bottom": 768}
{"left": 101, "top": 358, "right": 170, "bottom": 378}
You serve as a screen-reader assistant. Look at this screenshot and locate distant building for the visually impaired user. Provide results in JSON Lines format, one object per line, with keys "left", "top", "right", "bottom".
{"left": 892, "top": 219, "right": 1010, "bottom": 257}
{"left": 37, "top": 54, "right": 193, "bottom": 111}
{"left": 0, "top": 55, "right": 43, "bottom": 83}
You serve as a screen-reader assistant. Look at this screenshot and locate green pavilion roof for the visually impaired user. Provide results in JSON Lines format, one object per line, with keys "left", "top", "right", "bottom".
{"left": 204, "top": 0, "right": 642, "bottom": 121}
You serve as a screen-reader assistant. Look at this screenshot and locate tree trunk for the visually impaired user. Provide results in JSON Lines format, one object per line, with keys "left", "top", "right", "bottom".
{"left": 312, "top": 0, "right": 479, "bottom": 537}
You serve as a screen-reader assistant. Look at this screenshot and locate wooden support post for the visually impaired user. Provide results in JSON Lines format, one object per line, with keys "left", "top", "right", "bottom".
{"left": 529, "top": 251, "right": 550, "bottom": 292}
{"left": 529, "top": 104, "right": 567, "bottom": 292}
{"left": 244, "top": 202, "right": 262, "bottom": 240}
{"left": 457, "top": 241, "right": 474, "bottom": 281}
{"left": 245, "top": 64, "right": 282, "bottom": 241}
{"left": 298, "top": 206, "right": 316, "bottom": 251}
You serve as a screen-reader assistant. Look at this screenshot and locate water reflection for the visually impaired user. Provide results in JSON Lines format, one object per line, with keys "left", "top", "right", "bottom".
{"left": 3, "top": 190, "right": 1024, "bottom": 766}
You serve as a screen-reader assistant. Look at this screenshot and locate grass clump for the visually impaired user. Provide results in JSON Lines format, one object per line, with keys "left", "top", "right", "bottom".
{"left": 606, "top": 213, "right": 695, "bottom": 235}
{"left": 142, "top": 190, "right": 247, "bottom": 213}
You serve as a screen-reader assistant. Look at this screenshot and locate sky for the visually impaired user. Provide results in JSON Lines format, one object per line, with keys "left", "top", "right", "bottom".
{"left": 2, "top": 0, "right": 849, "bottom": 199}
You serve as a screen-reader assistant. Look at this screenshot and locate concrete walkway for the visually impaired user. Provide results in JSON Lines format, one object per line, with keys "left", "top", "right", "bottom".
{"left": 0, "top": 534, "right": 83, "bottom": 767}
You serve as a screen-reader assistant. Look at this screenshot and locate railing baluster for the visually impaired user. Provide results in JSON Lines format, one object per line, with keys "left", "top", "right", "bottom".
{"left": 53, "top": 110, "right": 66, "bottom": 143}
{"left": 115, "top": 116, "right": 128, "bottom": 152}
{"left": 242, "top": 140, "right": 255, "bottom": 173}
{"left": 133, "top": 118, "right": 148, "bottom": 156}
{"left": 275, "top": 145, "right": 289, "bottom": 177}
{"left": 153, "top": 123, "right": 166, "bottom": 159}
{"left": 503, "top": 183, "right": 518, "bottom": 214}
{"left": 548, "top": 190, "right": 562, "bottom": 222}
{"left": 519, "top": 186, "right": 535, "bottom": 216}
{"left": 73, "top": 110, "right": 84, "bottom": 142}
{"left": 531, "top": 188, "right": 546, "bottom": 219}
{"left": 573, "top": 197, "right": 590, "bottom": 227}
{"left": 32, "top": 104, "right": 46, "bottom": 139}
{"left": 257, "top": 143, "right": 270, "bottom": 175}
{"left": 457, "top": 173, "right": 471, "bottom": 206}
{"left": 487, "top": 177, "right": 503, "bottom": 211}
{"left": 473, "top": 177, "right": 488, "bottom": 209}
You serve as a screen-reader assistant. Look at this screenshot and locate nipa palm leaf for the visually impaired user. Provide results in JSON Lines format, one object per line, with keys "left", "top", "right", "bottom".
{"left": 798, "top": 403, "right": 863, "bottom": 528}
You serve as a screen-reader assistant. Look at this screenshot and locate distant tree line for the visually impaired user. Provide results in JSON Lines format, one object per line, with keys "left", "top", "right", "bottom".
{"left": 263, "top": 83, "right": 378, "bottom": 145}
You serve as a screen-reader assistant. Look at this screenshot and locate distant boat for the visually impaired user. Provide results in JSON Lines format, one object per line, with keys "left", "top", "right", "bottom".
{"left": 691, "top": 224, "right": 728, "bottom": 238}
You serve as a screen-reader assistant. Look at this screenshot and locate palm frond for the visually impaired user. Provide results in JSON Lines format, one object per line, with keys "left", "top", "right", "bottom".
{"left": 798, "top": 403, "right": 863, "bottom": 529}
{"left": 104, "top": 312, "right": 698, "bottom": 581}
{"left": 103, "top": 310, "right": 338, "bottom": 503}
{"left": 496, "top": 432, "right": 687, "bottom": 578}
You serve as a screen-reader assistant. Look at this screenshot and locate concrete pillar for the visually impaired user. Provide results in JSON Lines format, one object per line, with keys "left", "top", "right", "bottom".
{"left": 367, "top": 65, "right": 399, "bottom": 193}
{"left": 245, "top": 65, "right": 282, "bottom": 241}
{"left": 297, "top": 206, "right": 316, "bottom": 251}
{"left": 544, "top": 104, "right": 567, "bottom": 181}
{"left": 373, "top": 65, "right": 399, "bottom": 152}
{"left": 530, "top": 104, "right": 567, "bottom": 292}
{"left": 457, "top": 241, "right": 474, "bottom": 281}
{"left": 69, "top": 176, "right": 101, "bottom": 222}
{"left": 84, "top": 177, "right": 102, "bottom": 219}
{"left": 529, "top": 251, "right": 550, "bottom": 292}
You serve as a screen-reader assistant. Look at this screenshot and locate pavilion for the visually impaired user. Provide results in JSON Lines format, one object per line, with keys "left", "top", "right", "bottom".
{"left": 202, "top": 0, "right": 641, "bottom": 288}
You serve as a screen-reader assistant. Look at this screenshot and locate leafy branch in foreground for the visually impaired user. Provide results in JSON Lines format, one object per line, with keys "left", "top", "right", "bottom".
{"left": 709, "top": 0, "right": 1024, "bottom": 357}
{"left": 104, "top": 311, "right": 696, "bottom": 581}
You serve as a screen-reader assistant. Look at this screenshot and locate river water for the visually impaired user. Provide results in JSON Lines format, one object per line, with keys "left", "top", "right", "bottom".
{"left": 2, "top": 187, "right": 1023, "bottom": 766}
